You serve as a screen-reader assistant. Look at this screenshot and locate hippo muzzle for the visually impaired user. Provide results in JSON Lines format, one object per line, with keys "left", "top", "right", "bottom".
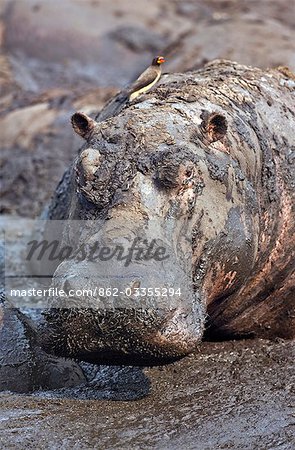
{"left": 41, "top": 214, "right": 205, "bottom": 365}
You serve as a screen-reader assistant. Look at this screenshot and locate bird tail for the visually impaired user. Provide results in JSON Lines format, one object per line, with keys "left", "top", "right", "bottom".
{"left": 95, "top": 91, "right": 129, "bottom": 122}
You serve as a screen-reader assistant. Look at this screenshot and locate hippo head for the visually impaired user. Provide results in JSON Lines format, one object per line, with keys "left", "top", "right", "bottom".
{"left": 42, "top": 95, "right": 258, "bottom": 365}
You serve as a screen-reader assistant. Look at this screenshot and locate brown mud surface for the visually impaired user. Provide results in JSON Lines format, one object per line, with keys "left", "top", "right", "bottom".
{"left": 0, "top": 339, "right": 294, "bottom": 449}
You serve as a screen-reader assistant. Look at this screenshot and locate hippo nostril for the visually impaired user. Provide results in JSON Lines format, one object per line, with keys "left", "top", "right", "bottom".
{"left": 79, "top": 148, "right": 101, "bottom": 181}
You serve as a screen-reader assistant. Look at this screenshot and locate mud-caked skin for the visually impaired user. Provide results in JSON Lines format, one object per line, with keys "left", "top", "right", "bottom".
{"left": 42, "top": 60, "right": 295, "bottom": 365}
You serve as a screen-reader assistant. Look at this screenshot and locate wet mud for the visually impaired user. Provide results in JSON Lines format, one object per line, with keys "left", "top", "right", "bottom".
{"left": 0, "top": 339, "right": 294, "bottom": 449}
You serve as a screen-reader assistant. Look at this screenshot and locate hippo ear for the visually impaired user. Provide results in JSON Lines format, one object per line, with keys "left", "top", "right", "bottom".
{"left": 201, "top": 112, "right": 227, "bottom": 142}
{"left": 71, "top": 112, "right": 97, "bottom": 139}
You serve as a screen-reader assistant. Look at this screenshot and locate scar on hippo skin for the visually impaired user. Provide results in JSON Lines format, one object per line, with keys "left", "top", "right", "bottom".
{"left": 200, "top": 111, "right": 228, "bottom": 143}
{"left": 71, "top": 112, "right": 97, "bottom": 139}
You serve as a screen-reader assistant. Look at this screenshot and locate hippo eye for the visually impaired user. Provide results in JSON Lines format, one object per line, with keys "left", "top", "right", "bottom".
{"left": 154, "top": 165, "right": 179, "bottom": 189}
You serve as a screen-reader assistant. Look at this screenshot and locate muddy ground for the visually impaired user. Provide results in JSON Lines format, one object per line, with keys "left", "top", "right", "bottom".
{"left": 0, "top": 0, "right": 294, "bottom": 449}
{"left": 0, "top": 340, "right": 294, "bottom": 449}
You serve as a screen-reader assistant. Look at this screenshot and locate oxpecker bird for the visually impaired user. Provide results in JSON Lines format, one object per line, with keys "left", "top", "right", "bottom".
{"left": 97, "top": 56, "right": 166, "bottom": 122}
{"left": 127, "top": 56, "right": 165, "bottom": 101}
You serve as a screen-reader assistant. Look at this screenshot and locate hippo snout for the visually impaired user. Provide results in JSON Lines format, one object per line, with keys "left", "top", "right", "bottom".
{"left": 41, "top": 259, "right": 204, "bottom": 365}
{"left": 42, "top": 306, "right": 204, "bottom": 365}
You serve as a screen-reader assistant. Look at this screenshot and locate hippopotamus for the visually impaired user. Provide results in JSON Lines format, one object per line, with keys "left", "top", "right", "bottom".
{"left": 40, "top": 60, "right": 294, "bottom": 366}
